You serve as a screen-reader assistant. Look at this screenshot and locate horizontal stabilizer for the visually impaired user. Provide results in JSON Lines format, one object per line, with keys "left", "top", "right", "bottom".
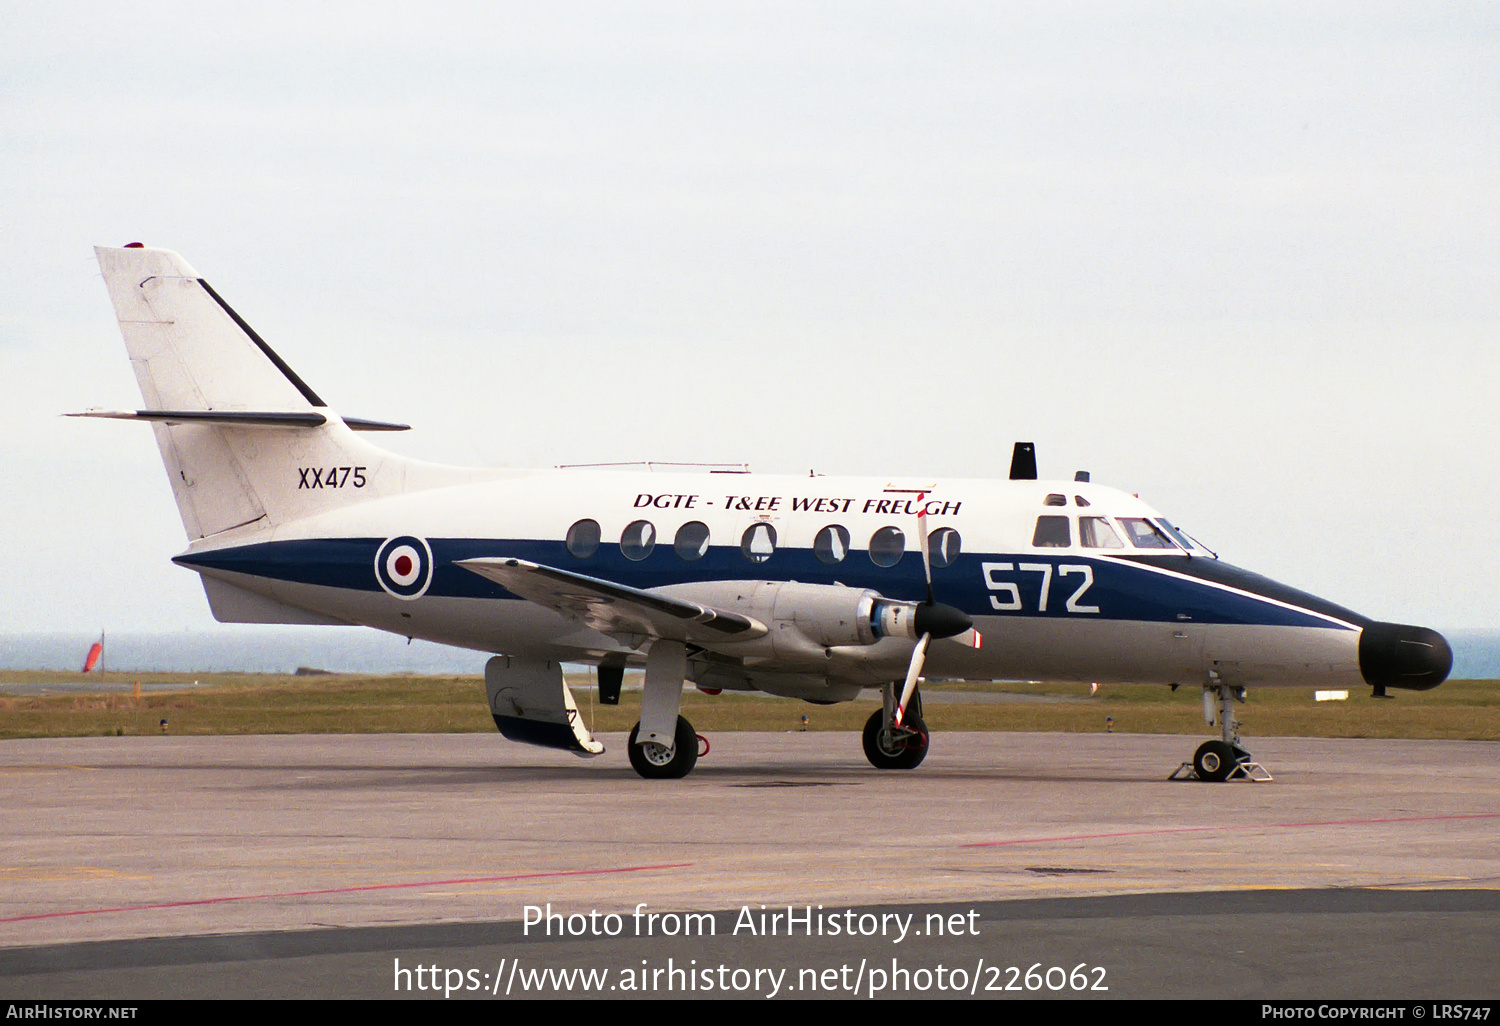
{"left": 68, "top": 409, "right": 409, "bottom": 431}
{"left": 340, "top": 416, "right": 411, "bottom": 432}
{"left": 459, "top": 558, "right": 767, "bottom": 643}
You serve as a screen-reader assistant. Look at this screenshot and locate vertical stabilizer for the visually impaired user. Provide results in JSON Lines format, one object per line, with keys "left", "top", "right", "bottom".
{"left": 92, "top": 245, "right": 465, "bottom": 541}
{"left": 97, "top": 246, "right": 323, "bottom": 413}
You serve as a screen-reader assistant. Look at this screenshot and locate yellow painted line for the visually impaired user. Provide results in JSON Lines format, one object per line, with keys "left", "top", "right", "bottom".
{"left": 0, "top": 765, "right": 102, "bottom": 775}
{"left": 0, "top": 867, "right": 151, "bottom": 882}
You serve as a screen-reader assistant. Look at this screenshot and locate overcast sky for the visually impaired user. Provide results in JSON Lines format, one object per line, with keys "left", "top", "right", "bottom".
{"left": 3, "top": 2, "right": 1496, "bottom": 639}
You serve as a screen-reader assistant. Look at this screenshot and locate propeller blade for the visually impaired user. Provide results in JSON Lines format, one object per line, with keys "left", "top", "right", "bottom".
{"left": 915, "top": 495, "right": 934, "bottom": 604}
{"left": 950, "top": 627, "right": 983, "bottom": 650}
{"left": 894, "top": 632, "right": 930, "bottom": 727}
{"left": 894, "top": 492, "right": 962, "bottom": 727}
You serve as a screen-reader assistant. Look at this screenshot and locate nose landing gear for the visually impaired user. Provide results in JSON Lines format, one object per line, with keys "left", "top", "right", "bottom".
{"left": 1191, "top": 738, "right": 1251, "bottom": 782}
{"left": 1171, "top": 678, "right": 1272, "bottom": 782}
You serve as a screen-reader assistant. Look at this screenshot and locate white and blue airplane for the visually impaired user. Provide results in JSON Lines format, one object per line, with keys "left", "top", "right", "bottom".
{"left": 75, "top": 244, "right": 1452, "bottom": 780}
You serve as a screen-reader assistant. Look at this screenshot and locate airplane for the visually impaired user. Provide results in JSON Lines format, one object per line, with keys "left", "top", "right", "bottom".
{"left": 73, "top": 244, "right": 1453, "bottom": 780}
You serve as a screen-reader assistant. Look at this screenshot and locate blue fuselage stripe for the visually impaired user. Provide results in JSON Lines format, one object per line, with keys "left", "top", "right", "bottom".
{"left": 175, "top": 539, "right": 1359, "bottom": 630}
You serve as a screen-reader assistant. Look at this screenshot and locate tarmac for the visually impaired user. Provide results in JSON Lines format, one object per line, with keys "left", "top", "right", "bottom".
{"left": 1, "top": 730, "right": 1496, "bottom": 999}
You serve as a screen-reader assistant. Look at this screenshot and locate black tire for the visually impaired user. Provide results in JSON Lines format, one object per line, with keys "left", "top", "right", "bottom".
{"left": 1193, "top": 739, "right": 1238, "bottom": 782}
{"left": 862, "top": 709, "right": 929, "bottom": 770}
{"left": 628, "top": 716, "right": 699, "bottom": 779}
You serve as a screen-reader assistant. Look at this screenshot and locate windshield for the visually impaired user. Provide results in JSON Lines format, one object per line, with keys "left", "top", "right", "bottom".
{"left": 1119, "top": 517, "right": 1181, "bottom": 550}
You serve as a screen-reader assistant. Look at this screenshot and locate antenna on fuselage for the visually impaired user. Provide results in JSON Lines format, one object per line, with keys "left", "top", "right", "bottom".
{"left": 1009, "top": 442, "right": 1037, "bottom": 480}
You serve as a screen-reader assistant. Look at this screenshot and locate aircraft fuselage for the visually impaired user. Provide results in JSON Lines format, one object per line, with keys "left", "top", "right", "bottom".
{"left": 172, "top": 468, "right": 1449, "bottom": 700}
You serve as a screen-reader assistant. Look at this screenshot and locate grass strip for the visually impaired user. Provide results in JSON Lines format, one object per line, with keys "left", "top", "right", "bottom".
{"left": 0, "top": 673, "right": 1493, "bottom": 741}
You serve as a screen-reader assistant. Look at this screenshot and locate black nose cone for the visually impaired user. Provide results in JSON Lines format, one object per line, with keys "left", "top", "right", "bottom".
{"left": 1359, "top": 622, "right": 1452, "bottom": 691}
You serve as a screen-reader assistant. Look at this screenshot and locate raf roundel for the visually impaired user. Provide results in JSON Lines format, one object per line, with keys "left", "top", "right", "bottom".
{"left": 375, "top": 536, "right": 434, "bottom": 599}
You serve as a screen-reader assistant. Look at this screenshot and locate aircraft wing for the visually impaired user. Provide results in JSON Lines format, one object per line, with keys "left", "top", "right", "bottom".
{"left": 457, "top": 558, "right": 768, "bottom": 644}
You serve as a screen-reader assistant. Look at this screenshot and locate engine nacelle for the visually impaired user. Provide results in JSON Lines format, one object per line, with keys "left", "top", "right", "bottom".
{"left": 774, "top": 581, "right": 890, "bottom": 648}
{"left": 656, "top": 580, "right": 968, "bottom": 667}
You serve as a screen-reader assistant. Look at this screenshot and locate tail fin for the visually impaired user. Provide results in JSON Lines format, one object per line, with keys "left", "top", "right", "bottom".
{"left": 97, "top": 245, "right": 327, "bottom": 416}
{"left": 89, "top": 245, "right": 460, "bottom": 540}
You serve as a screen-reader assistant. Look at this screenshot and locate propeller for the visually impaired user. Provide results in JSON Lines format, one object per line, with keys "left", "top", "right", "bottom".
{"left": 893, "top": 497, "right": 981, "bottom": 728}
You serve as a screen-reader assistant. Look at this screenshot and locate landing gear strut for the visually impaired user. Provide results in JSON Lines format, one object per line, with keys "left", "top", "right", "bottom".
{"left": 625, "top": 639, "right": 701, "bottom": 779}
{"left": 1171, "top": 677, "right": 1270, "bottom": 781}
{"left": 863, "top": 684, "right": 928, "bottom": 770}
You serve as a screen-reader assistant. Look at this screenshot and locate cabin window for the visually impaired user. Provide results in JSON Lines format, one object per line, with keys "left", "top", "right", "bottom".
{"left": 565, "top": 519, "right": 600, "bottom": 558}
{"left": 620, "top": 520, "right": 656, "bottom": 560}
{"left": 1119, "top": 517, "right": 1176, "bottom": 549}
{"left": 741, "top": 522, "right": 776, "bottom": 563}
{"left": 1032, "top": 515, "right": 1071, "bottom": 548}
{"left": 928, "top": 527, "right": 961, "bottom": 568}
{"left": 674, "top": 521, "right": 710, "bottom": 561}
{"left": 813, "top": 524, "right": 850, "bottom": 565}
{"left": 1079, "top": 516, "right": 1124, "bottom": 549}
{"left": 1043, "top": 493, "right": 1067, "bottom": 507}
{"left": 869, "top": 526, "right": 905, "bottom": 567}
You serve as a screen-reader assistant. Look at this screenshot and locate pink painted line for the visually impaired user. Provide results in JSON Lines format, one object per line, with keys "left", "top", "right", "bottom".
{"left": 1, "top": 862, "right": 693, "bottom": 924}
{"left": 965, "top": 812, "right": 1500, "bottom": 848}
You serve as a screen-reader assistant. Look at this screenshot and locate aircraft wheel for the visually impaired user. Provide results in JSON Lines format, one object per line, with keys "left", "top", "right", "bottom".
{"left": 628, "top": 716, "right": 699, "bottom": 779}
{"left": 1193, "top": 739, "right": 1237, "bottom": 782}
{"left": 862, "top": 710, "right": 928, "bottom": 770}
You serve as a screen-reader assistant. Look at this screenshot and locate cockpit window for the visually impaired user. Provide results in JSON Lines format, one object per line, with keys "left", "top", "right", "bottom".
{"left": 1119, "top": 517, "right": 1178, "bottom": 549}
{"left": 741, "top": 522, "right": 776, "bottom": 563}
{"left": 620, "top": 520, "right": 656, "bottom": 560}
{"left": 928, "top": 527, "right": 961, "bottom": 568}
{"left": 1156, "top": 520, "right": 1195, "bottom": 550}
{"left": 565, "top": 519, "right": 600, "bottom": 558}
{"left": 869, "top": 526, "right": 905, "bottom": 566}
{"left": 674, "top": 521, "right": 710, "bottom": 561}
{"left": 1043, "top": 493, "right": 1067, "bottom": 507}
{"left": 1032, "top": 515, "right": 1071, "bottom": 548}
{"left": 813, "top": 524, "right": 850, "bottom": 565}
{"left": 1074, "top": 495, "right": 1091, "bottom": 508}
{"left": 1079, "top": 516, "right": 1123, "bottom": 549}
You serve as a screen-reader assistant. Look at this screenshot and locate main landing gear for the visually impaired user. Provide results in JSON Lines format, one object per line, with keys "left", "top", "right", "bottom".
{"left": 863, "top": 683, "right": 929, "bottom": 770}
{"left": 628, "top": 715, "right": 700, "bottom": 779}
{"left": 1171, "top": 677, "right": 1272, "bottom": 782}
{"left": 626, "top": 639, "right": 703, "bottom": 779}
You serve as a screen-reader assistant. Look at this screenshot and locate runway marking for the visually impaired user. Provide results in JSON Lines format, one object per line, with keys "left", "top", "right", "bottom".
{"left": 964, "top": 812, "right": 1500, "bottom": 847}
{"left": 0, "top": 765, "right": 99, "bottom": 775}
{"left": 0, "top": 862, "right": 692, "bottom": 925}
{"left": 0, "top": 866, "right": 148, "bottom": 883}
